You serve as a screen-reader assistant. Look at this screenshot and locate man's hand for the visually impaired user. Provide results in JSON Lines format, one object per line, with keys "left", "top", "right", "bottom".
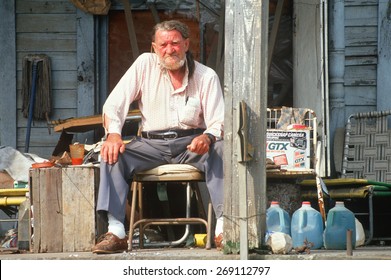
{"left": 187, "top": 134, "right": 212, "bottom": 155}
{"left": 101, "top": 133, "right": 125, "bottom": 164}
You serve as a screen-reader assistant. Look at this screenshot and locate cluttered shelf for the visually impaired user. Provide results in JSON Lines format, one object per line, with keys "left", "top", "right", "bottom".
{"left": 267, "top": 169, "right": 316, "bottom": 179}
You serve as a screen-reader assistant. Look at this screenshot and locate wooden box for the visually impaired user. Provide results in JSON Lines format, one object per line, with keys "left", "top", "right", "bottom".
{"left": 30, "top": 166, "right": 101, "bottom": 253}
{"left": 0, "top": 171, "right": 14, "bottom": 189}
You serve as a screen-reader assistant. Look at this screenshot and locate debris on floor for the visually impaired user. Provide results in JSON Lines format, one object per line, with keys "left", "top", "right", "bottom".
{"left": 1, "top": 229, "right": 18, "bottom": 248}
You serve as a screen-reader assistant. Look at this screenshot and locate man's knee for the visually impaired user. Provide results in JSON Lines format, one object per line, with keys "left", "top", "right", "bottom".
{"left": 211, "top": 140, "right": 223, "bottom": 156}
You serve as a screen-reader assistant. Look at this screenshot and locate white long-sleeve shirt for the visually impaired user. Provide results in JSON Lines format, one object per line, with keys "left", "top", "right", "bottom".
{"left": 102, "top": 53, "right": 224, "bottom": 138}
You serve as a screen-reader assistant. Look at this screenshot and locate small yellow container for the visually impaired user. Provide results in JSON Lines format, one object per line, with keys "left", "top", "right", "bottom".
{"left": 194, "top": 234, "right": 207, "bottom": 247}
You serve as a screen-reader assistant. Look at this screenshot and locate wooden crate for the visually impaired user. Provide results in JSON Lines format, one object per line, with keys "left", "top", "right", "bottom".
{"left": 30, "top": 166, "right": 101, "bottom": 253}
{"left": 0, "top": 171, "right": 14, "bottom": 189}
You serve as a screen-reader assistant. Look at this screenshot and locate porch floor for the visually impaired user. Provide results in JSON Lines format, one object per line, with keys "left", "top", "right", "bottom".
{"left": 1, "top": 245, "right": 391, "bottom": 260}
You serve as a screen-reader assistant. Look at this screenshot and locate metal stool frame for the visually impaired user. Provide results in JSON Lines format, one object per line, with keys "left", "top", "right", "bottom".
{"left": 128, "top": 164, "right": 212, "bottom": 251}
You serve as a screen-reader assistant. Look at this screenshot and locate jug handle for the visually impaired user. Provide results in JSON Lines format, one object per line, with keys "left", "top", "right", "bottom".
{"left": 280, "top": 211, "right": 286, "bottom": 228}
{"left": 299, "top": 211, "right": 307, "bottom": 228}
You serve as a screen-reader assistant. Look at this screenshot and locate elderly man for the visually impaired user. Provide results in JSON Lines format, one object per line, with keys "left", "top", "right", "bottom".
{"left": 93, "top": 20, "right": 224, "bottom": 253}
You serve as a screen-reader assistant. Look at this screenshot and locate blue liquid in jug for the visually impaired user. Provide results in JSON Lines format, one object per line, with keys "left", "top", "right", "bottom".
{"left": 291, "top": 201, "right": 324, "bottom": 249}
{"left": 266, "top": 201, "right": 291, "bottom": 237}
{"left": 324, "top": 201, "right": 356, "bottom": 250}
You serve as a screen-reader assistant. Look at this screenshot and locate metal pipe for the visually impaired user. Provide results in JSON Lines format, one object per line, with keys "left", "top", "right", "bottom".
{"left": 0, "top": 196, "right": 26, "bottom": 206}
{"left": 364, "top": 192, "right": 374, "bottom": 245}
{"left": 346, "top": 229, "right": 353, "bottom": 256}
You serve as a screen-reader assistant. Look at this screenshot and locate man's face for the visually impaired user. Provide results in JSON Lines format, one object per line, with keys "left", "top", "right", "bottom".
{"left": 152, "top": 29, "right": 190, "bottom": 71}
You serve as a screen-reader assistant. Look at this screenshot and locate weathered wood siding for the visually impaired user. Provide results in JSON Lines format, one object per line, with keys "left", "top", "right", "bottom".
{"left": 0, "top": 1, "right": 17, "bottom": 148}
{"left": 15, "top": 0, "right": 78, "bottom": 158}
{"left": 377, "top": 0, "right": 391, "bottom": 110}
{"left": 344, "top": 0, "right": 378, "bottom": 117}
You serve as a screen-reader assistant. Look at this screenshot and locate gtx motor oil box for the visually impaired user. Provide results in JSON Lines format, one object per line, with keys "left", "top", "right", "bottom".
{"left": 266, "top": 129, "right": 311, "bottom": 170}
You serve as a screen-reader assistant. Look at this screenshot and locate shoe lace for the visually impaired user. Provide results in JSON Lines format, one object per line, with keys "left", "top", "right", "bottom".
{"left": 96, "top": 233, "right": 114, "bottom": 243}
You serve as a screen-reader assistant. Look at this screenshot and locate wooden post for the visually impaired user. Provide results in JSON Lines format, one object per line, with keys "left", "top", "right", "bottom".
{"left": 268, "top": 0, "right": 285, "bottom": 69}
{"left": 76, "top": 9, "right": 95, "bottom": 144}
{"left": 224, "top": 1, "right": 269, "bottom": 254}
{"left": 121, "top": 0, "right": 140, "bottom": 61}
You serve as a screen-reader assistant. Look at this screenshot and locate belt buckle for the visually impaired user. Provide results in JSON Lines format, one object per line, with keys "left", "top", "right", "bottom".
{"left": 162, "top": 131, "right": 178, "bottom": 140}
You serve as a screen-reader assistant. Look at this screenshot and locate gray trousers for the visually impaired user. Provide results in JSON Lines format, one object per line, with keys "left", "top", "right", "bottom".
{"left": 96, "top": 135, "right": 224, "bottom": 224}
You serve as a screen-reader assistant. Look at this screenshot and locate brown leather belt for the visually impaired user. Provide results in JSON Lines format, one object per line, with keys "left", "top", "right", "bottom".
{"left": 141, "top": 129, "right": 204, "bottom": 140}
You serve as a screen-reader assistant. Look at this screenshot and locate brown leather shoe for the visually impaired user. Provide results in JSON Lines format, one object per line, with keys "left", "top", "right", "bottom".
{"left": 92, "top": 233, "right": 128, "bottom": 254}
{"left": 214, "top": 233, "right": 224, "bottom": 251}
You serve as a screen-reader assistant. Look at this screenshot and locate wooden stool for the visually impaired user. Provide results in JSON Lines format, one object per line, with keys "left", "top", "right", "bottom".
{"left": 128, "top": 164, "right": 212, "bottom": 251}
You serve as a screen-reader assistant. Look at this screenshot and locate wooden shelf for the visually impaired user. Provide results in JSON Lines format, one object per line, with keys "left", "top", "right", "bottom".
{"left": 52, "top": 109, "right": 141, "bottom": 133}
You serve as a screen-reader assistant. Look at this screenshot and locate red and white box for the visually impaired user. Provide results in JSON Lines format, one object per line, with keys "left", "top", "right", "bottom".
{"left": 266, "top": 129, "right": 311, "bottom": 170}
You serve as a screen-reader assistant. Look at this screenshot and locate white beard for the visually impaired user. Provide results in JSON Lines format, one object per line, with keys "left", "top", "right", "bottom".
{"left": 160, "top": 55, "right": 186, "bottom": 71}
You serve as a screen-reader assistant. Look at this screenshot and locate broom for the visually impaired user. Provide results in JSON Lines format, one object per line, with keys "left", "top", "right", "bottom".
{"left": 21, "top": 54, "right": 51, "bottom": 152}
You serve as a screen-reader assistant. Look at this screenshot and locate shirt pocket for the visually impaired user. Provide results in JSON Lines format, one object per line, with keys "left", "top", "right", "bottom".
{"left": 178, "top": 96, "right": 202, "bottom": 127}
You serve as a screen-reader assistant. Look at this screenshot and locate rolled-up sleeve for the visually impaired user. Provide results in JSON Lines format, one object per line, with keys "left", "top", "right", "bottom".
{"left": 201, "top": 70, "right": 224, "bottom": 139}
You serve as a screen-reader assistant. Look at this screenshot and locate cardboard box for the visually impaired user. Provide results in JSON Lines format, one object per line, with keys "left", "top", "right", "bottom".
{"left": 266, "top": 129, "right": 311, "bottom": 170}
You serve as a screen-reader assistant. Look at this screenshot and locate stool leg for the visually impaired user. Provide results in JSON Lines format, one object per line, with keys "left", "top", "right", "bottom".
{"left": 181, "top": 183, "right": 192, "bottom": 243}
{"left": 138, "top": 182, "right": 143, "bottom": 219}
{"left": 128, "top": 182, "right": 138, "bottom": 251}
{"left": 137, "top": 183, "right": 145, "bottom": 248}
{"left": 206, "top": 201, "right": 212, "bottom": 250}
{"left": 365, "top": 193, "right": 374, "bottom": 245}
{"left": 185, "top": 182, "right": 191, "bottom": 219}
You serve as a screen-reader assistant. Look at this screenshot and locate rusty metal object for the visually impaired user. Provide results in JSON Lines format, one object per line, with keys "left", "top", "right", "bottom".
{"left": 346, "top": 229, "right": 353, "bottom": 256}
{"left": 315, "top": 142, "right": 326, "bottom": 223}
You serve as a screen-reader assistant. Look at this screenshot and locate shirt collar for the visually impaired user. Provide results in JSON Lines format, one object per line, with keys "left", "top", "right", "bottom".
{"left": 158, "top": 57, "right": 189, "bottom": 94}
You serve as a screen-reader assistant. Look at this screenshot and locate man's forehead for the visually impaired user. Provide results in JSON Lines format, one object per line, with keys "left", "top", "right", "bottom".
{"left": 155, "top": 29, "right": 184, "bottom": 41}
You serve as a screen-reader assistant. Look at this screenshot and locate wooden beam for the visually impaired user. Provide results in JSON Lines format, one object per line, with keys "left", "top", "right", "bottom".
{"left": 268, "top": 0, "right": 285, "bottom": 69}
{"left": 76, "top": 9, "right": 95, "bottom": 143}
{"left": 121, "top": 0, "right": 140, "bottom": 62}
{"left": 216, "top": 5, "right": 225, "bottom": 80}
{"left": 52, "top": 109, "right": 141, "bottom": 133}
{"left": 147, "top": 2, "right": 160, "bottom": 23}
{"left": 224, "top": 0, "right": 269, "bottom": 255}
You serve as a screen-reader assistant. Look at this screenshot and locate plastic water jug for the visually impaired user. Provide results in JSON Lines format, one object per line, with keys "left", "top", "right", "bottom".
{"left": 266, "top": 201, "right": 291, "bottom": 236}
{"left": 291, "top": 201, "right": 324, "bottom": 249}
{"left": 324, "top": 201, "right": 356, "bottom": 250}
